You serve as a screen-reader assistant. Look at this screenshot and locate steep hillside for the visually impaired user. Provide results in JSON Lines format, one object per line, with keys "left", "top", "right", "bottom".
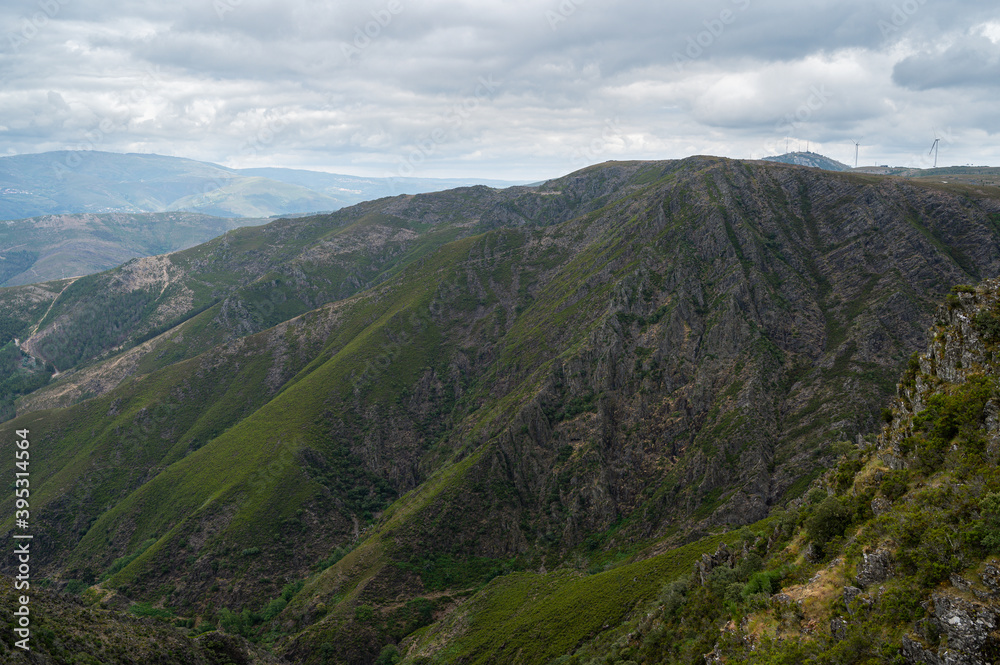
{"left": 2, "top": 172, "right": 639, "bottom": 416}
{"left": 508, "top": 279, "right": 1000, "bottom": 665}
{"left": 0, "top": 576, "right": 279, "bottom": 664}
{"left": 3, "top": 157, "right": 1000, "bottom": 663}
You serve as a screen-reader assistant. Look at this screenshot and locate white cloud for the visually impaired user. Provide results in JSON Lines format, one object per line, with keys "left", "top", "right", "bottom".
{"left": 0, "top": 0, "right": 998, "bottom": 178}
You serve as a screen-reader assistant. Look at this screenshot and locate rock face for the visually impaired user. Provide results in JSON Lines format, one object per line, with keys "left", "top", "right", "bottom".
{"left": 984, "top": 563, "right": 1000, "bottom": 596}
{"left": 903, "top": 592, "right": 1000, "bottom": 665}
{"left": 871, "top": 495, "right": 892, "bottom": 515}
{"left": 931, "top": 593, "right": 999, "bottom": 663}
{"left": 695, "top": 543, "right": 735, "bottom": 584}
{"left": 880, "top": 282, "right": 1000, "bottom": 468}
{"left": 855, "top": 548, "right": 894, "bottom": 588}
{"left": 843, "top": 585, "right": 865, "bottom": 615}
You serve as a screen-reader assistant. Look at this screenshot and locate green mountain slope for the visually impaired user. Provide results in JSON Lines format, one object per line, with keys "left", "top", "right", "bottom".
{"left": 0, "top": 576, "right": 279, "bottom": 664}
{"left": 0, "top": 198, "right": 490, "bottom": 421}
{"left": 3, "top": 157, "right": 1000, "bottom": 663}
{"left": 3, "top": 174, "right": 644, "bottom": 417}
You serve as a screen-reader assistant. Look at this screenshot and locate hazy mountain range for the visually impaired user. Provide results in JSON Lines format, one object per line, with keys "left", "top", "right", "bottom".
{"left": 0, "top": 151, "right": 524, "bottom": 287}
{"left": 0, "top": 151, "right": 523, "bottom": 221}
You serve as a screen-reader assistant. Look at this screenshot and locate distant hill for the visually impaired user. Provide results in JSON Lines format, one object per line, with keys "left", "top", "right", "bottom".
{"left": 0, "top": 151, "right": 524, "bottom": 220}
{"left": 240, "top": 166, "right": 520, "bottom": 207}
{"left": 761, "top": 151, "right": 852, "bottom": 172}
{"left": 852, "top": 164, "right": 1000, "bottom": 188}
{"left": 0, "top": 211, "right": 265, "bottom": 287}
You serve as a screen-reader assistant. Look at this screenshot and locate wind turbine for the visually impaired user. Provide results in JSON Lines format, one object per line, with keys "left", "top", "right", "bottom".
{"left": 929, "top": 138, "right": 940, "bottom": 168}
{"left": 851, "top": 138, "right": 862, "bottom": 168}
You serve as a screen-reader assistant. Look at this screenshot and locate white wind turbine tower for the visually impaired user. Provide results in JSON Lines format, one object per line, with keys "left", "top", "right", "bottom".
{"left": 929, "top": 137, "right": 941, "bottom": 168}
{"left": 851, "top": 138, "right": 862, "bottom": 168}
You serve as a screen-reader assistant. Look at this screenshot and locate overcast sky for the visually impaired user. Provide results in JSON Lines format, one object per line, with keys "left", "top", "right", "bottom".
{"left": 1, "top": 0, "right": 998, "bottom": 180}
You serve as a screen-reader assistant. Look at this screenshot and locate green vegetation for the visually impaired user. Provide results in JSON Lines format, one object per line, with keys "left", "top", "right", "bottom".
{"left": 417, "top": 532, "right": 737, "bottom": 665}
{"left": 217, "top": 581, "right": 305, "bottom": 639}
{"left": 905, "top": 373, "right": 992, "bottom": 472}
{"left": 393, "top": 553, "right": 522, "bottom": 591}
{"left": 102, "top": 539, "right": 157, "bottom": 581}
{"left": 502, "top": 279, "right": 1000, "bottom": 665}
{"left": 0, "top": 340, "right": 52, "bottom": 420}
{"left": 129, "top": 602, "right": 175, "bottom": 621}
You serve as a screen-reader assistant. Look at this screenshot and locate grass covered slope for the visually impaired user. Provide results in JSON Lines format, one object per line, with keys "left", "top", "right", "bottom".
{"left": 400, "top": 531, "right": 743, "bottom": 665}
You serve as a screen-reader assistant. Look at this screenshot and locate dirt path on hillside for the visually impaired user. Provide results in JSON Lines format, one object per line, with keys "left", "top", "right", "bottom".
{"left": 27, "top": 276, "right": 80, "bottom": 339}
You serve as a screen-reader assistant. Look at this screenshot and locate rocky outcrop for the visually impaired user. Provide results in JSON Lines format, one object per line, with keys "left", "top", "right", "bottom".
{"left": 871, "top": 279, "right": 1000, "bottom": 664}
{"left": 695, "top": 543, "right": 736, "bottom": 585}
{"left": 879, "top": 281, "right": 1000, "bottom": 469}
{"left": 855, "top": 548, "right": 894, "bottom": 588}
{"left": 903, "top": 591, "right": 1000, "bottom": 665}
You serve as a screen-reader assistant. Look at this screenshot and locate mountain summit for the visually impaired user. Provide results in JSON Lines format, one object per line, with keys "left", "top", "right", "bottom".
{"left": 761, "top": 151, "right": 852, "bottom": 172}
